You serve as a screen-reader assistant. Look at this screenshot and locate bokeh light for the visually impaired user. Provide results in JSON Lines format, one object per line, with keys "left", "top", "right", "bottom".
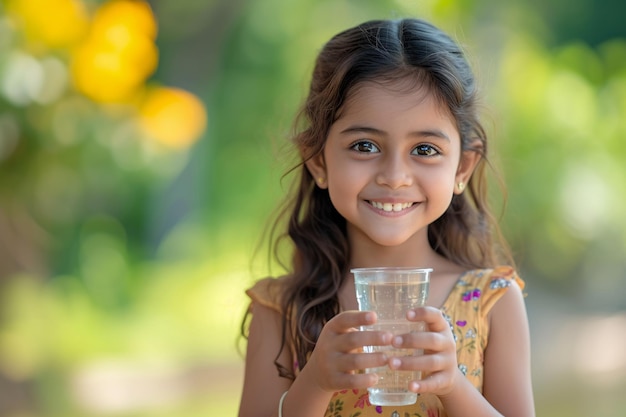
{"left": 5, "top": 0, "right": 89, "bottom": 50}
{"left": 138, "top": 86, "right": 208, "bottom": 149}
{"left": 71, "top": 0, "right": 158, "bottom": 103}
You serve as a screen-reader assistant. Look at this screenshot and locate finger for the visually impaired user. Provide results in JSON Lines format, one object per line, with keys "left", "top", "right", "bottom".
{"left": 408, "top": 371, "right": 453, "bottom": 394}
{"left": 388, "top": 353, "right": 451, "bottom": 373}
{"left": 342, "top": 328, "right": 393, "bottom": 351}
{"left": 331, "top": 371, "right": 380, "bottom": 390}
{"left": 326, "top": 310, "right": 378, "bottom": 333}
{"left": 391, "top": 331, "right": 450, "bottom": 351}
{"left": 407, "top": 306, "right": 451, "bottom": 333}
{"left": 335, "top": 351, "right": 389, "bottom": 373}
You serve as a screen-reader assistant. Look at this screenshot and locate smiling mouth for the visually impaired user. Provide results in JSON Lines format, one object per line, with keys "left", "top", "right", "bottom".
{"left": 368, "top": 201, "right": 415, "bottom": 212}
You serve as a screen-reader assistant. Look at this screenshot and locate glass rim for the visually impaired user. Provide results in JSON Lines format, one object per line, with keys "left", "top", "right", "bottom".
{"left": 350, "top": 267, "right": 433, "bottom": 273}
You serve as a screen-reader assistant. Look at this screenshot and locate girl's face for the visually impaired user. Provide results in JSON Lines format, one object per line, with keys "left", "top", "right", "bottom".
{"left": 307, "top": 80, "right": 478, "bottom": 251}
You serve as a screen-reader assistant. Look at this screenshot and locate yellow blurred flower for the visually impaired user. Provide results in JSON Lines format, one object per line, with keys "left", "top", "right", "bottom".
{"left": 91, "top": 0, "right": 157, "bottom": 41}
{"left": 138, "top": 87, "right": 207, "bottom": 150}
{"left": 5, "top": 0, "right": 90, "bottom": 50}
{"left": 70, "top": 0, "right": 158, "bottom": 103}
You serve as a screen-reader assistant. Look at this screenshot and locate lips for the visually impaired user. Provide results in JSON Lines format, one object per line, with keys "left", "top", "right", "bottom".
{"left": 368, "top": 201, "right": 414, "bottom": 212}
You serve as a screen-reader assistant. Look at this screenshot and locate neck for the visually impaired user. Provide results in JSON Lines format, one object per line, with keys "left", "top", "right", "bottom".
{"left": 348, "top": 229, "right": 437, "bottom": 269}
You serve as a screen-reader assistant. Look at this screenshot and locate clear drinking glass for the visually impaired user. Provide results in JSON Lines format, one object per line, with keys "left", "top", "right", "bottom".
{"left": 352, "top": 267, "right": 432, "bottom": 406}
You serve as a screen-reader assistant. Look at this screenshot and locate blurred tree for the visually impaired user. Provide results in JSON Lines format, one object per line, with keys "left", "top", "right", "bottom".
{"left": 519, "top": 0, "right": 626, "bottom": 47}
{"left": 470, "top": 0, "right": 626, "bottom": 310}
{"left": 0, "top": 0, "right": 208, "bottom": 283}
{"left": 142, "top": 0, "right": 251, "bottom": 256}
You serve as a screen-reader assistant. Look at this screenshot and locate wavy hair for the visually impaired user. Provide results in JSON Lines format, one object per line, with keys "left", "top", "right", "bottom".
{"left": 260, "top": 18, "right": 513, "bottom": 378}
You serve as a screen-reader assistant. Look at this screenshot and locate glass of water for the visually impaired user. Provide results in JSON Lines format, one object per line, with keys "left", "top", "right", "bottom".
{"left": 352, "top": 267, "right": 432, "bottom": 406}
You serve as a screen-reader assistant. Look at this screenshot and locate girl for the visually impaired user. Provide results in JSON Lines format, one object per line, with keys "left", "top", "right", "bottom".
{"left": 239, "top": 18, "right": 534, "bottom": 417}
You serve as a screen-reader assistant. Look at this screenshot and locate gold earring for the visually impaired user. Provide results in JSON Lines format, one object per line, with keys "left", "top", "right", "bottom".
{"left": 457, "top": 182, "right": 465, "bottom": 192}
{"left": 318, "top": 177, "right": 325, "bottom": 184}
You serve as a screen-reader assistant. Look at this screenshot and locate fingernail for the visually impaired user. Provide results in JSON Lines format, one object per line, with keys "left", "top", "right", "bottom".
{"left": 389, "top": 357, "right": 401, "bottom": 368}
{"left": 407, "top": 310, "right": 416, "bottom": 319}
{"left": 393, "top": 336, "right": 403, "bottom": 345}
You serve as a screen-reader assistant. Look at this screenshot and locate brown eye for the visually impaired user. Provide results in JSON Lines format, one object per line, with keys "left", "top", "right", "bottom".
{"left": 351, "top": 141, "right": 380, "bottom": 153}
{"left": 412, "top": 144, "right": 439, "bottom": 156}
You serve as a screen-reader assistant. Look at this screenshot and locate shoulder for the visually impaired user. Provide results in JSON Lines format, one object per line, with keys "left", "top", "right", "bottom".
{"left": 457, "top": 266, "right": 525, "bottom": 317}
{"left": 461, "top": 266, "right": 524, "bottom": 292}
{"left": 245, "top": 275, "right": 293, "bottom": 314}
{"left": 487, "top": 266, "right": 524, "bottom": 290}
{"left": 483, "top": 266, "right": 527, "bottom": 315}
{"left": 461, "top": 266, "right": 523, "bottom": 288}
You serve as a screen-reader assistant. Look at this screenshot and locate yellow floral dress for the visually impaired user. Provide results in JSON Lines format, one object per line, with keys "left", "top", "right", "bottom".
{"left": 246, "top": 266, "right": 524, "bottom": 417}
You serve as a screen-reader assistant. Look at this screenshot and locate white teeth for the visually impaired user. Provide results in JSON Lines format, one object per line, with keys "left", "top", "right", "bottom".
{"left": 370, "top": 201, "right": 414, "bottom": 212}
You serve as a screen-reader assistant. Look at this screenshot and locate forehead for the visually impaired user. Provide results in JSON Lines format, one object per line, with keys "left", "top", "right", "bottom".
{"left": 336, "top": 79, "right": 457, "bottom": 130}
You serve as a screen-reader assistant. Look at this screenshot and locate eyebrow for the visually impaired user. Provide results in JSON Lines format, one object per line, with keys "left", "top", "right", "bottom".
{"left": 339, "top": 125, "right": 450, "bottom": 141}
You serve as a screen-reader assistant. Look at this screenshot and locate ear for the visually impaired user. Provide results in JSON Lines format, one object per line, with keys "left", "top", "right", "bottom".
{"left": 304, "top": 151, "right": 328, "bottom": 189}
{"left": 454, "top": 140, "right": 483, "bottom": 195}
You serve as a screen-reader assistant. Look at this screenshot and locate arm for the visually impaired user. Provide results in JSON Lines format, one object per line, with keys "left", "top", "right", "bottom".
{"left": 482, "top": 280, "right": 535, "bottom": 416}
{"left": 239, "top": 304, "right": 392, "bottom": 417}
{"left": 238, "top": 302, "right": 291, "bottom": 417}
{"left": 441, "top": 281, "right": 534, "bottom": 416}
{"left": 389, "top": 282, "right": 534, "bottom": 416}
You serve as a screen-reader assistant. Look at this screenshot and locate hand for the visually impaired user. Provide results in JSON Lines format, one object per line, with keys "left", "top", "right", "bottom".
{"left": 387, "top": 306, "right": 458, "bottom": 397}
{"left": 305, "top": 310, "right": 393, "bottom": 392}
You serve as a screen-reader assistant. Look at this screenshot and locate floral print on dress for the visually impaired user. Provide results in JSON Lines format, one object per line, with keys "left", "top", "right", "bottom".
{"left": 490, "top": 277, "right": 512, "bottom": 290}
{"left": 461, "top": 288, "right": 481, "bottom": 302}
{"left": 326, "top": 390, "right": 381, "bottom": 416}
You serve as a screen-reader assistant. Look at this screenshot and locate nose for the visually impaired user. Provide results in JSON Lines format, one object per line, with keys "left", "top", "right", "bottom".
{"left": 375, "top": 152, "right": 413, "bottom": 189}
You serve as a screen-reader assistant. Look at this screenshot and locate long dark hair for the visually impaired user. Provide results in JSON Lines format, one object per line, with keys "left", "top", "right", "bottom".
{"left": 260, "top": 18, "right": 512, "bottom": 378}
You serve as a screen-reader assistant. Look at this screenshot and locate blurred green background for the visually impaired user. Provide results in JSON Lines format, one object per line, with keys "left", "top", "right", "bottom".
{"left": 1, "top": 0, "right": 625, "bottom": 416}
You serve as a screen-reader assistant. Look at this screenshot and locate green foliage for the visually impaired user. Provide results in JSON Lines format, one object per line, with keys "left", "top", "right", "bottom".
{"left": 488, "top": 32, "right": 626, "bottom": 298}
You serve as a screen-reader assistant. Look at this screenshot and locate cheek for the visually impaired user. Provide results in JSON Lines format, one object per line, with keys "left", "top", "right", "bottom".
{"left": 325, "top": 153, "right": 361, "bottom": 186}
{"left": 327, "top": 166, "right": 358, "bottom": 197}
{"left": 325, "top": 161, "right": 368, "bottom": 207}
{"left": 423, "top": 167, "right": 457, "bottom": 202}
{"left": 424, "top": 163, "right": 456, "bottom": 187}
{"left": 433, "top": 182, "right": 455, "bottom": 203}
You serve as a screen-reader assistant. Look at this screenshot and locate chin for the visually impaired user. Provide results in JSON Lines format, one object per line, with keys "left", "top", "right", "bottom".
{"left": 369, "top": 235, "right": 416, "bottom": 248}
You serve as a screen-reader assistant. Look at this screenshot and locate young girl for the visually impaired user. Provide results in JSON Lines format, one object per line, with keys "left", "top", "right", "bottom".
{"left": 238, "top": 18, "right": 534, "bottom": 417}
